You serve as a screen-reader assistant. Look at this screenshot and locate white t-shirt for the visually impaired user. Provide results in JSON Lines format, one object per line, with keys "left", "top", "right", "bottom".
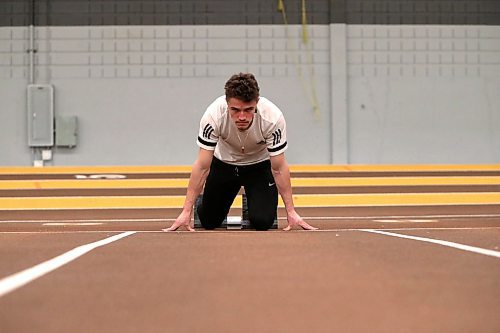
{"left": 197, "top": 95, "right": 288, "bottom": 166}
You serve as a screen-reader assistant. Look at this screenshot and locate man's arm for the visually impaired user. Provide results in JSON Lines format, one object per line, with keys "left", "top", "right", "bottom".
{"left": 270, "top": 153, "right": 318, "bottom": 231}
{"left": 163, "top": 148, "right": 214, "bottom": 231}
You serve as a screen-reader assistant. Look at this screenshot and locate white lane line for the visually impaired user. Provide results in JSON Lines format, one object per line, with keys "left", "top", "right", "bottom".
{"left": 1, "top": 226, "right": 500, "bottom": 235}
{"left": 0, "top": 218, "right": 174, "bottom": 223}
{"left": 361, "top": 229, "right": 500, "bottom": 259}
{"left": 43, "top": 222, "right": 103, "bottom": 226}
{"left": 372, "top": 219, "right": 438, "bottom": 223}
{"left": 2, "top": 213, "right": 500, "bottom": 224}
{"left": 0, "top": 231, "right": 136, "bottom": 298}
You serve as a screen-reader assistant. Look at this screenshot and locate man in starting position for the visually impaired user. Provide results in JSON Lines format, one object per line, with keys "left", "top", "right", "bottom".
{"left": 164, "top": 73, "right": 317, "bottom": 231}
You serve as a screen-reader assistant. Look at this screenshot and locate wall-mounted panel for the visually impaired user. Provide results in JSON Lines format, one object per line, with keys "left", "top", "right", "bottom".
{"left": 55, "top": 115, "right": 77, "bottom": 148}
{"left": 27, "top": 84, "right": 54, "bottom": 147}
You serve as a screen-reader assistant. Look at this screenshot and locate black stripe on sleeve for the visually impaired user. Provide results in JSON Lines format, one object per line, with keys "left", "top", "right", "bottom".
{"left": 268, "top": 141, "right": 287, "bottom": 153}
{"left": 198, "top": 136, "right": 217, "bottom": 147}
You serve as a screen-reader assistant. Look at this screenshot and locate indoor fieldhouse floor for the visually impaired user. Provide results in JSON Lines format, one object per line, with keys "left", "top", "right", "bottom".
{"left": 0, "top": 165, "right": 499, "bottom": 333}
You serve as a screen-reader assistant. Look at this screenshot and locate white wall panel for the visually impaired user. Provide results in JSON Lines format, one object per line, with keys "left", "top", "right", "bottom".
{"left": 346, "top": 25, "right": 500, "bottom": 163}
{"left": 0, "top": 24, "right": 499, "bottom": 165}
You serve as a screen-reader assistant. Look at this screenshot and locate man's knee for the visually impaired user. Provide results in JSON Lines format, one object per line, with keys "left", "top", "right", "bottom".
{"left": 249, "top": 213, "right": 275, "bottom": 231}
{"left": 200, "top": 218, "right": 223, "bottom": 230}
{"left": 195, "top": 195, "right": 220, "bottom": 229}
{"left": 198, "top": 205, "right": 226, "bottom": 230}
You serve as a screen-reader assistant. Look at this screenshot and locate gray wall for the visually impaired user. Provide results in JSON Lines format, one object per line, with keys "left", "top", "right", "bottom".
{"left": 1, "top": 0, "right": 499, "bottom": 166}
{"left": 346, "top": 24, "right": 500, "bottom": 163}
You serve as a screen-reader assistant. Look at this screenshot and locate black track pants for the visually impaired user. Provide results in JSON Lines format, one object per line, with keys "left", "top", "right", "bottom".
{"left": 198, "top": 157, "right": 278, "bottom": 230}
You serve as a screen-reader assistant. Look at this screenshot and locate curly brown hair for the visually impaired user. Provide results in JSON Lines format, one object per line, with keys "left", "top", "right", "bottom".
{"left": 224, "top": 73, "right": 260, "bottom": 102}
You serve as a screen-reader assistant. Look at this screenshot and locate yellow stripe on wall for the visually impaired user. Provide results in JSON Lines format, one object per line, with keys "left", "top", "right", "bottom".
{"left": 1, "top": 193, "right": 499, "bottom": 210}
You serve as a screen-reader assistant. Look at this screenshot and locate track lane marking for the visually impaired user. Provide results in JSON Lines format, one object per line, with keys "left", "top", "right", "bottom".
{"left": 2, "top": 213, "right": 500, "bottom": 224}
{"left": 1, "top": 192, "right": 500, "bottom": 210}
{"left": 0, "top": 231, "right": 136, "bottom": 298}
{"left": 1, "top": 164, "right": 499, "bottom": 174}
{"left": 43, "top": 222, "right": 103, "bottom": 226}
{"left": 1, "top": 227, "right": 500, "bottom": 235}
{"left": 2, "top": 176, "right": 500, "bottom": 189}
{"left": 361, "top": 229, "right": 500, "bottom": 259}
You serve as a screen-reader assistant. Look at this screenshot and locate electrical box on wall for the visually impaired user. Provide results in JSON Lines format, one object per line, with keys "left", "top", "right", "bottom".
{"left": 55, "top": 116, "right": 78, "bottom": 148}
{"left": 27, "top": 84, "right": 54, "bottom": 147}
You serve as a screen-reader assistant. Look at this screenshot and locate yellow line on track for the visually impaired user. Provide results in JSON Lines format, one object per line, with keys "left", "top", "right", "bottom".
{"left": 1, "top": 193, "right": 499, "bottom": 210}
{"left": 292, "top": 177, "right": 500, "bottom": 187}
{"left": 0, "top": 179, "right": 188, "bottom": 190}
{"left": 1, "top": 177, "right": 500, "bottom": 190}
{"left": 0, "top": 166, "right": 192, "bottom": 174}
{"left": 290, "top": 164, "right": 500, "bottom": 172}
{"left": 0, "top": 164, "right": 499, "bottom": 174}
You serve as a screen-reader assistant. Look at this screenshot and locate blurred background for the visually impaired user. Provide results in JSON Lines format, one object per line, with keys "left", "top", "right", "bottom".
{"left": 0, "top": 0, "right": 499, "bottom": 166}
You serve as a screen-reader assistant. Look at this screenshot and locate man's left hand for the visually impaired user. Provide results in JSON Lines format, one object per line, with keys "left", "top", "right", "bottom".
{"left": 283, "top": 211, "right": 318, "bottom": 231}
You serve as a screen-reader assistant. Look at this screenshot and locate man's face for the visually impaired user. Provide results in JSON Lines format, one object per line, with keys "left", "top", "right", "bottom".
{"left": 227, "top": 97, "right": 258, "bottom": 131}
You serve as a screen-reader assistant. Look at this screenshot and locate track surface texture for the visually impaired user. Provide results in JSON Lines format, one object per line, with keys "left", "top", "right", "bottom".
{"left": 1, "top": 165, "right": 499, "bottom": 333}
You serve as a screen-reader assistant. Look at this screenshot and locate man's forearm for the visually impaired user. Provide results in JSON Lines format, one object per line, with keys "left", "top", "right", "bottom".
{"left": 183, "top": 162, "right": 210, "bottom": 212}
{"left": 271, "top": 157, "right": 318, "bottom": 230}
{"left": 272, "top": 165, "right": 296, "bottom": 214}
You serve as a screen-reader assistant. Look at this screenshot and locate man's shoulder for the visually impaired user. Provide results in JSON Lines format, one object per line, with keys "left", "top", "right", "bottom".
{"left": 206, "top": 95, "right": 227, "bottom": 112}
{"left": 203, "top": 95, "right": 228, "bottom": 122}
{"left": 257, "top": 97, "right": 284, "bottom": 124}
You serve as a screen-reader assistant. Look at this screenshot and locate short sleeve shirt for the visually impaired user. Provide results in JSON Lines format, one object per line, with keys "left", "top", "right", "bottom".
{"left": 197, "top": 96, "right": 288, "bottom": 166}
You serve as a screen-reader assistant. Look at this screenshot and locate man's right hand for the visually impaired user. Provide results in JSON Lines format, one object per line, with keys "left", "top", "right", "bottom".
{"left": 162, "top": 210, "right": 195, "bottom": 232}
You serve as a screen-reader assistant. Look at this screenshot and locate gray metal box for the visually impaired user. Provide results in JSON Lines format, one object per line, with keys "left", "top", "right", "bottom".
{"left": 27, "top": 84, "right": 54, "bottom": 147}
{"left": 55, "top": 116, "right": 78, "bottom": 148}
